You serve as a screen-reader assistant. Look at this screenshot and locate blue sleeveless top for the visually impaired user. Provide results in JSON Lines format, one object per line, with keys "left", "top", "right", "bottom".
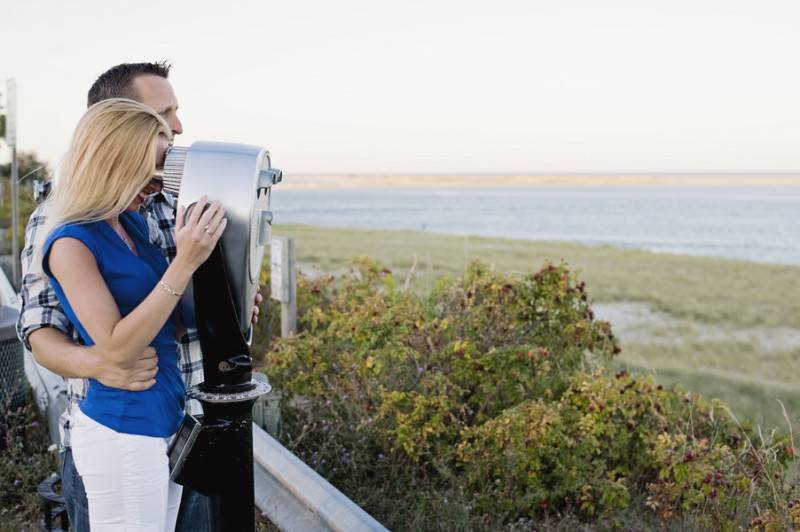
{"left": 43, "top": 211, "right": 184, "bottom": 437}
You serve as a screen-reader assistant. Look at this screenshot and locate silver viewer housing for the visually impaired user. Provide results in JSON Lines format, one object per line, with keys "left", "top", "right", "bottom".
{"left": 162, "top": 141, "right": 282, "bottom": 335}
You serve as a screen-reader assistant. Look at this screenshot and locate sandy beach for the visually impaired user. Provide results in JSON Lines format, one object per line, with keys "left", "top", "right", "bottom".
{"left": 279, "top": 174, "right": 800, "bottom": 190}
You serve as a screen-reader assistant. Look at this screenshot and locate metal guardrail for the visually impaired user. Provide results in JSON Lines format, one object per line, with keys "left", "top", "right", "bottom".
{"left": 0, "top": 264, "right": 19, "bottom": 308}
{"left": 24, "top": 348, "right": 68, "bottom": 444}
{"left": 0, "top": 261, "right": 72, "bottom": 444}
{"left": 252, "top": 423, "right": 389, "bottom": 532}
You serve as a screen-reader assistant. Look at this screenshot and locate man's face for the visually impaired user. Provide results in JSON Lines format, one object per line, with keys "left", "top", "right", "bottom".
{"left": 131, "top": 74, "right": 183, "bottom": 136}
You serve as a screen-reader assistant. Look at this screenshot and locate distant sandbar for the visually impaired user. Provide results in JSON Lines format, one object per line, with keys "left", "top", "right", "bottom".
{"left": 280, "top": 174, "right": 800, "bottom": 190}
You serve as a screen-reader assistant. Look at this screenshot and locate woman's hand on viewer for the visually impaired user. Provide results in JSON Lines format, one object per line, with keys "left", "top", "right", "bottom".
{"left": 174, "top": 196, "right": 227, "bottom": 272}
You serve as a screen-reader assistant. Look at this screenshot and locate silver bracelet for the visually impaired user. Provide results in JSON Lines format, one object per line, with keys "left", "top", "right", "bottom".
{"left": 158, "top": 280, "right": 183, "bottom": 297}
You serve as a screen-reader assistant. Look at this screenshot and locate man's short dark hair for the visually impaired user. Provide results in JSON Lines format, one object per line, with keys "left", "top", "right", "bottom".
{"left": 87, "top": 61, "right": 172, "bottom": 108}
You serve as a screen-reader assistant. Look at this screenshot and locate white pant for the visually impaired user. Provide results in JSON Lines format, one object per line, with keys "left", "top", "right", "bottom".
{"left": 71, "top": 408, "right": 182, "bottom": 531}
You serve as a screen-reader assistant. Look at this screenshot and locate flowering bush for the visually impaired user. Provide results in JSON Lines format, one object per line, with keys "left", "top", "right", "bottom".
{"left": 458, "top": 370, "right": 795, "bottom": 525}
{"left": 259, "top": 258, "right": 796, "bottom": 529}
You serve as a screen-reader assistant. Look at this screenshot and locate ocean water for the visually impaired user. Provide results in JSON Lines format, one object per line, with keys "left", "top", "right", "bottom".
{"left": 270, "top": 186, "right": 800, "bottom": 265}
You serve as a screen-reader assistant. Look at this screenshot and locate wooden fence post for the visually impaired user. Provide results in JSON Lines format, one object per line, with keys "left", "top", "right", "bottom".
{"left": 270, "top": 236, "right": 297, "bottom": 337}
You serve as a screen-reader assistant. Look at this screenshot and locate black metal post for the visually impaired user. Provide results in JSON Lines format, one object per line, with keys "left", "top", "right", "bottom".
{"left": 202, "top": 401, "right": 257, "bottom": 532}
{"left": 168, "top": 243, "right": 270, "bottom": 532}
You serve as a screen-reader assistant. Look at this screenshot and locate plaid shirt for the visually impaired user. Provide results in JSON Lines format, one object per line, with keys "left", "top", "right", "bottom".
{"left": 16, "top": 191, "right": 204, "bottom": 449}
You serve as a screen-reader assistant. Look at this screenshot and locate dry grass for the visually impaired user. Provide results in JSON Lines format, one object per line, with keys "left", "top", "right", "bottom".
{"left": 272, "top": 223, "right": 800, "bottom": 432}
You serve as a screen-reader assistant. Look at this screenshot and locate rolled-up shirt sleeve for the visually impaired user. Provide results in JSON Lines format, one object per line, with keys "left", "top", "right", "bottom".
{"left": 16, "top": 203, "right": 73, "bottom": 350}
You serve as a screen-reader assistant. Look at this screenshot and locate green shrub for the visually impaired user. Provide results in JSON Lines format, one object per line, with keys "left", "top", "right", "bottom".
{"left": 259, "top": 258, "right": 796, "bottom": 529}
{"left": 458, "top": 370, "right": 793, "bottom": 525}
{"left": 0, "top": 395, "right": 59, "bottom": 531}
{"left": 267, "top": 259, "right": 616, "bottom": 463}
{"left": 750, "top": 500, "right": 800, "bottom": 531}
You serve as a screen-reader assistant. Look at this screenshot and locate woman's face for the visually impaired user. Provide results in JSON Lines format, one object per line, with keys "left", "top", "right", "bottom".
{"left": 126, "top": 135, "right": 170, "bottom": 211}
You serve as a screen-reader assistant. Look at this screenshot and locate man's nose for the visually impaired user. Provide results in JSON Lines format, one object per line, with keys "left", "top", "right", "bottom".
{"left": 170, "top": 115, "right": 183, "bottom": 136}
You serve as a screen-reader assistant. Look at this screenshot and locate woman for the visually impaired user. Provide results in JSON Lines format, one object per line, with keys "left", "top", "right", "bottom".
{"left": 40, "top": 98, "right": 225, "bottom": 531}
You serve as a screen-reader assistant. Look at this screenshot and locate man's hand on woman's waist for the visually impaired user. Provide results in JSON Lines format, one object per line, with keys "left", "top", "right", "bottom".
{"left": 28, "top": 327, "right": 159, "bottom": 391}
{"left": 92, "top": 346, "right": 159, "bottom": 391}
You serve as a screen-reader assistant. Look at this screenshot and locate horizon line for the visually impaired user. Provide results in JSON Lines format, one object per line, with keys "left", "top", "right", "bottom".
{"left": 287, "top": 171, "right": 800, "bottom": 177}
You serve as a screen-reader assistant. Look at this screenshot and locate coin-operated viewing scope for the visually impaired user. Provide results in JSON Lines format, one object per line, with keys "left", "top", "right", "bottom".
{"left": 165, "top": 141, "right": 281, "bottom": 532}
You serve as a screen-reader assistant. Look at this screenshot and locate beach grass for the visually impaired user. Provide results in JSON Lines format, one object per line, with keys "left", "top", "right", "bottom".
{"left": 613, "top": 359, "right": 800, "bottom": 433}
{"left": 272, "top": 223, "right": 800, "bottom": 431}
{"left": 276, "top": 224, "right": 800, "bottom": 329}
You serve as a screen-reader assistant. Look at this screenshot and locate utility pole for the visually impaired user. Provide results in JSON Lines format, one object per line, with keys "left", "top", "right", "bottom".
{"left": 6, "top": 79, "right": 19, "bottom": 288}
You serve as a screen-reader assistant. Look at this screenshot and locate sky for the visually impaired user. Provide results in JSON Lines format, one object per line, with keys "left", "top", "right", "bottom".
{"left": 3, "top": 0, "right": 800, "bottom": 174}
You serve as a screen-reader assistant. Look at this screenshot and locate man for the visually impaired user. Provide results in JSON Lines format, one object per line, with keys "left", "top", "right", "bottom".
{"left": 17, "top": 61, "right": 259, "bottom": 531}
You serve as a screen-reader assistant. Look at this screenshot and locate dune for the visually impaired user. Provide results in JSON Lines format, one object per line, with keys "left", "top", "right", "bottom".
{"left": 278, "top": 174, "right": 800, "bottom": 190}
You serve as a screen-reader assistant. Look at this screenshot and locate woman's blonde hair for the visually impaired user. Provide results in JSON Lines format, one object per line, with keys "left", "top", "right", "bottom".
{"left": 37, "top": 98, "right": 171, "bottom": 269}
